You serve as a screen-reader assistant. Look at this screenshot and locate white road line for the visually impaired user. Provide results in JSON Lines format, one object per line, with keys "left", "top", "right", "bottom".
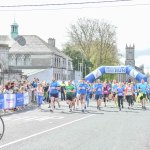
{"left": 0, "top": 114, "right": 95, "bottom": 149}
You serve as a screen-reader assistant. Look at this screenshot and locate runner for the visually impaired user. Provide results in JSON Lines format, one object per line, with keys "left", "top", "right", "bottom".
{"left": 111, "top": 80, "right": 118, "bottom": 107}
{"left": 49, "top": 78, "right": 60, "bottom": 112}
{"left": 102, "top": 82, "right": 109, "bottom": 107}
{"left": 138, "top": 79, "right": 147, "bottom": 110}
{"left": 94, "top": 79, "right": 103, "bottom": 110}
{"left": 117, "top": 82, "right": 124, "bottom": 111}
{"left": 78, "top": 78, "right": 88, "bottom": 112}
{"left": 146, "top": 82, "right": 150, "bottom": 102}
{"left": 36, "top": 83, "right": 44, "bottom": 111}
{"left": 65, "top": 80, "right": 75, "bottom": 112}
{"left": 125, "top": 83, "right": 134, "bottom": 109}
{"left": 76, "top": 80, "right": 81, "bottom": 110}
{"left": 72, "top": 82, "right": 77, "bottom": 110}
{"left": 86, "top": 81, "right": 92, "bottom": 107}
{"left": 60, "top": 81, "right": 66, "bottom": 101}
{"left": 132, "top": 82, "right": 138, "bottom": 103}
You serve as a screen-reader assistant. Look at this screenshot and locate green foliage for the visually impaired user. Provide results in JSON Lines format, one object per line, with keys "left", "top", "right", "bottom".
{"left": 99, "top": 74, "right": 117, "bottom": 82}
{"left": 63, "top": 45, "right": 93, "bottom": 76}
{"left": 63, "top": 17, "right": 120, "bottom": 80}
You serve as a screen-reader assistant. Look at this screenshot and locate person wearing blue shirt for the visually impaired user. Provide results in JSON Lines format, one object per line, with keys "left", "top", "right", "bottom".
{"left": 146, "top": 82, "right": 150, "bottom": 102}
{"left": 138, "top": 79, "right": 147, "bottom": 110}
{"left": 49, "top": 78, "right": 60, "bottom": 112}
{"left": 132, "top": 82, "right": 138, "bottom": 102}
{"left": 111, "top": 80, "right": 118, "bottom": 107}
{"left": 94, "top": 79, "right": 103, "bottom": 110}
{"left": 117, "top": 82, "right": 124, "bottom": 111}
{"left": 78, "top": 78, "right": 88, "bottom": 112}
{"left": 86, "top": 81, "right": 92, "bottom": 108}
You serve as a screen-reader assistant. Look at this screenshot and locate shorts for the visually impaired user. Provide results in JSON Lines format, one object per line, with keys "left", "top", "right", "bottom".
{"left": 140, "top": 93, "right": 146, "bottom": 100}
{"left": 95, "top": 94, "right": 103, "bottom": 100}
{"left": 50, "top": 93, "right": 58, "bottom": 98}
{"left": 79, "top": 94, "right": 86, "bottom": 100}
{"left": 103, "top": 94, "right": 108, "bottom": 98}
{"left": 66, "top": 94, "right": 74, "bottom": 101}
{"left": 112, "top": 93, "right": 116, "bottom": 97}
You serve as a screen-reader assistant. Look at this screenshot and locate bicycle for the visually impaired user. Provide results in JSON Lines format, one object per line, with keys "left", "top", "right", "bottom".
{"left": 0, "top": 115, "right": 5, "bottom": 140}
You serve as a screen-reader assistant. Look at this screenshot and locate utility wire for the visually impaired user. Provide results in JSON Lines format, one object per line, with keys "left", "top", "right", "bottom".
{"left": 0, "top": 2, "right": 150, "bottom": 11}
{"left": 0, "top": 0, "right": 132, "bottom": 7}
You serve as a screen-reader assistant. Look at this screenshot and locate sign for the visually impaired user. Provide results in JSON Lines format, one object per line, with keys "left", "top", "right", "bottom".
{"left": 24, "top": 92, "right": 29, "bottom": 105}
{"left": 105, "top": 67, "right": 126, "bottom": 74}
{"left": 4, "top": 94, "right": 16, "bottom": 109}
{"left": 16, "top": 93, "right": 24, "bottom": 107}
{"left": 0, "top": 94, "right": 4, "bottom": 109}
{"left": 0, "top": 93, "right": 30, "bottom": 110}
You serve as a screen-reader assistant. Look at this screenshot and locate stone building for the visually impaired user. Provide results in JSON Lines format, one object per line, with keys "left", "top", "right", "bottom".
{"left": 0, "top": 21, "right": 73, "bottom": 84}
{"left": 118, "top": 44, "right": 144, "bottom": 82}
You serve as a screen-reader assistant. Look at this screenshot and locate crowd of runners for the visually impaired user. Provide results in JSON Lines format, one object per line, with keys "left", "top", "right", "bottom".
{"left": 0, "top": 77, "right": 149, "bottom": 112}
{"left": 34, "top": 78, "right": 150, "bottom": 112}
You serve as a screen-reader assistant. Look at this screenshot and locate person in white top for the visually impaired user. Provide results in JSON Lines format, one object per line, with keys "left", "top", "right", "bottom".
{"left": 36, "top": 83, "right": 44, "bottom": 110}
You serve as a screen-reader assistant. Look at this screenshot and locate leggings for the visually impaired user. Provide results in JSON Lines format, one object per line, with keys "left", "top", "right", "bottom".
{"left": 118, "top": 96, "right": 123, "bottom": 108}
{"left": 126, "top": 95, "right": 133, "bottom": 106}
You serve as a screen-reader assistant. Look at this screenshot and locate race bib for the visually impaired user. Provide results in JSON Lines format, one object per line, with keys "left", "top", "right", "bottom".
{"left": 51, "top": 87, "right": 56, "bottom": 90}
{"left": 118, "top": 93, "right": 123, "bottom": 96}
{"left": 98, "top": 88, "right": 101, "bottom": 92}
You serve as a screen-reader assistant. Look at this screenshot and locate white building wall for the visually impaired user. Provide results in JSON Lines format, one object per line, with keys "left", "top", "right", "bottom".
{"left": 25, "top": 69, "right": 53, "bottom": 83}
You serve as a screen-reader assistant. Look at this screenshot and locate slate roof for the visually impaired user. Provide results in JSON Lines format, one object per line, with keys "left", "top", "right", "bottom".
{"left": 0, "top": 35, "right": 72, "bottom": 60}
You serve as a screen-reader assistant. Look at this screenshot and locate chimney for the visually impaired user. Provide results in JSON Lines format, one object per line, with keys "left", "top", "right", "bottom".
{"left": 48, "top": 38, "right": 55, "bottom": 47}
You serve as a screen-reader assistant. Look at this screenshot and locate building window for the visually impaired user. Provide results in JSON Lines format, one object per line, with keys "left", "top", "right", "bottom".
{"left": 68, "top": 61, "right": 71, "bottom": 70}
{"left": 59, "top": 58, "right": 60, "bottom": 68}
{"left": 24, "top": 55, "right": 31, "bottom": 66}
{"left": 57, "top": 73, "right": 58, "bottom": 80}
{"left": 59, "top": 73, "right": 61, "bottom": 80}
{"left": 57, "top": 58, "right": 58, "bottom": 68}
{"left": 55, "top": 58, "right": 56, "bottom": 67}
{"left": 55, "top": 73, "right": 56, "bottom": 80}
{"left": 9, "top": 55, "right": 16, "bottom": 66}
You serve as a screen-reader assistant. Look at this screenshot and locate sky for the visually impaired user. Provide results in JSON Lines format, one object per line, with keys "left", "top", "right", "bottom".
{"left": 0, "top": 0, "right": 150, "bottom": 72}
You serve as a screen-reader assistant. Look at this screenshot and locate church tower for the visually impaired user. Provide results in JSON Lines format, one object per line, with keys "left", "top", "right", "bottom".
{"left": 125, "top": 44, "right": 135, "bottom": 67}
{"left": 11, "top": 20, "right": 19, "bottom": 39}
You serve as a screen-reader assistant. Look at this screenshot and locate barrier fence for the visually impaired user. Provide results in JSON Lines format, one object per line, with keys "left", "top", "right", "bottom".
{"left": 0, "top": 92, "right": 30, "bottom": 110}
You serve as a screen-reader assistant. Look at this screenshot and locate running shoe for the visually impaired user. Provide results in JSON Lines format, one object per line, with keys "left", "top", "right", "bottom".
{"left": 82, "top": 109, "right": 85, "bottom": 113}
{"left": 50, "top": 109, "right": 53, "bottom": 112}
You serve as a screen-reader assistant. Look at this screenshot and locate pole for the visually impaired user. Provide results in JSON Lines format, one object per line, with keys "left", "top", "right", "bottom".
{"left": 82, "top": 57, "right": 83, "bottom": 78}
{"left": 78, "top": 60, "right": 79, "bottom": 71}
{"left": 85, "top": 64, "right": 86, "bottom": 76}
{"left": 80, "top": 63, "right": 82, "bottom": 79}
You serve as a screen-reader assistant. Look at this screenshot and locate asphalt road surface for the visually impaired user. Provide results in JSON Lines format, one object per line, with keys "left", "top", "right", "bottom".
{"left": 0, "top": 101, "right": 150, "bottom": 150}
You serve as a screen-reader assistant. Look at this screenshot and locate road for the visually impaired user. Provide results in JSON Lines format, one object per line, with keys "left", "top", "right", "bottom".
{"left": 0, "top": 101, "right": 150, "bottom": 150}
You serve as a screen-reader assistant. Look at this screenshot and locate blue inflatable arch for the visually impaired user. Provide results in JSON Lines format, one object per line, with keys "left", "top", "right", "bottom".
{"left": 85, "top": 65, "right": 147, "bottom": 83}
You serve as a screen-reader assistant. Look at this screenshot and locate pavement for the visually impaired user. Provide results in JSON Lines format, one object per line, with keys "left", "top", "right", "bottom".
{"left": 0, "top": 100, "right": 150, "bottom": 150}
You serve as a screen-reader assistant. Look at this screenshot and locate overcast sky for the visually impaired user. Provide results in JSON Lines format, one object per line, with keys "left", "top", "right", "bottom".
{"left": 0, "top": 0, "right": 150, "bottom": 72}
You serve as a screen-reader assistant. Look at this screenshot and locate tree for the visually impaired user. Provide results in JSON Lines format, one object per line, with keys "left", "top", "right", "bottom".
{"left": 63, "top": 44, "right": 93, "bottom": 77}
{"left": 64, "top": 18, "right": 120, "bottom": 79}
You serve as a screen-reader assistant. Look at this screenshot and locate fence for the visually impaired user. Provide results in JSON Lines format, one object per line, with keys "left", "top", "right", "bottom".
{"left": 0, "top": 92, "right": 30, "bottom": 110}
